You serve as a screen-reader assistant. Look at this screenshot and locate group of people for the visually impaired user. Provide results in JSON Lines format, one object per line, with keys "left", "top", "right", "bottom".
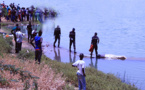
{"left": 11, "top": 23, "right": 43, "bottom": 64}
{"left": 53, "top": 25, "right": 99, "bottom": 90}
{"left": 10, "top": 23, "right": 99, "bottom": 89}
{"left": 0, "top": 1, "right": 57, "bottom": 23}
{"left": 11, "top": 24, "right": 23, "bottom": 53}
{"left": 53, "top": 25, "right": 100, "bottom": 57}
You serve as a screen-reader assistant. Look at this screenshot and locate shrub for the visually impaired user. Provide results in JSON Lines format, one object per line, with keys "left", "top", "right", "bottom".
{"left": 0, "top": 36, "right": 12, "bottom": 54}
{"left": 17, "top": 49, "right": 35, "bottom": 60}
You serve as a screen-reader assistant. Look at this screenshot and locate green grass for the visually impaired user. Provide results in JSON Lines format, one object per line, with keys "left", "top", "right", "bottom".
{"left": 17, "top": 49, "right": 35, "bottom": 60}
{"left": 47, "top": 60, "right": 138, "bottom": 90}
{"left": 0, "top": 36, "right": 13, "bottom": 54}
{"left": 0, "top": 29, "right": 138, "bottom": 90}
{"left": 17, "top": 49, "right": 138, "bottom": 90}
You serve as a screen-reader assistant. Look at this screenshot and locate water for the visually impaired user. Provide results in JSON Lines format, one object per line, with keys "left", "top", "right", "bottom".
{"left": 4, "top": 0, "right": 145, "bottom": 89}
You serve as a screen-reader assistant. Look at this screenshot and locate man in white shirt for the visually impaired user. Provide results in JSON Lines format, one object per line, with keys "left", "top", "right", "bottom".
{"left": 16, "top": 28, "right": 23, "bottom": 53}
{"left": 72, "top": 53, "right": 86, "bottom": 90}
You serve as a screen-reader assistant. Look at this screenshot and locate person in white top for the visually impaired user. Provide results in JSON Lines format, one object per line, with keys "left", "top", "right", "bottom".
{"left": 15, "top": 28, "right": 23, "bottom": 53}
{"left": 72, "top": 53, "right": 86, "bottom": 90}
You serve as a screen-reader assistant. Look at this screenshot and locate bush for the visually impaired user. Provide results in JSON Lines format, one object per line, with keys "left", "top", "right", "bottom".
{"left": 17, "top": 49, "right": 35, "bottom": 60}
{"left": 0, "top": 36, "right": 12, "bottom": 54}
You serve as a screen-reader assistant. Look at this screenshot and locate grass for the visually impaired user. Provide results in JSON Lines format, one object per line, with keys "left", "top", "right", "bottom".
{"left": 0, "top": 36, "right": 13, "bottom": 55}
{"left": 0, "top": 54, "right": 65, "bottom": 89}
{"left": 0, "top": 24, "right": 139, "bottom": 90}
{"left": 17, "top": 49, "right": 138, "bottom": 90}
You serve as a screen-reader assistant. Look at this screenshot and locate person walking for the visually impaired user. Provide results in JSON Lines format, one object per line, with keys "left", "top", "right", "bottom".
{"left": 90, "top": 32, "right": 99, "bottom": 58}
{"left": 15, "top": 28, "right": 23, "bottom": 53}
{"left": 53, "top": 25, "right": 61, "bottom": 47}
{"left": 72, "top": 53, "right": 86, "bottom": 90}
{"left": 31, "top": 30, "right": 43, "bottom": 64}
{"left": 69, "top": 28, "right": 76, "bottom": 53}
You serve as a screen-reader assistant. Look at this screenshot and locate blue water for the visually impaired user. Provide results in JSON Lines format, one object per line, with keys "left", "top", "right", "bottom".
{"left": 4, "top": 0, "right": 145, "bottom": 89}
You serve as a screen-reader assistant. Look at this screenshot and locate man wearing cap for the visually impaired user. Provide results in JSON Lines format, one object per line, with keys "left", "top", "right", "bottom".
{"left": 72, "top": 53, "right": 86, "bottom": 90}
{"left": 91, "top": 32, "right": 100, "bottom": 58}
{"left": 69, "top": 28, "right": 76, "bottom": 53}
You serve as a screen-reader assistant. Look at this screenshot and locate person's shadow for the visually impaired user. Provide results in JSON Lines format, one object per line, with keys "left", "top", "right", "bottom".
{"left": 69, "top": 52, "right": 76, "bottom": 63}
{"left": 90, "top": 58, "right": 98, "bottom": 69}
{"left": 54, "top": 47, "right": 61, "bottom": 62}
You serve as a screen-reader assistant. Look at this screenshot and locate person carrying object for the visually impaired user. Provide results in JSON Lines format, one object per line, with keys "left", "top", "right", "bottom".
{"left": 90, "top": 32, "right": 99, "bottom": 58}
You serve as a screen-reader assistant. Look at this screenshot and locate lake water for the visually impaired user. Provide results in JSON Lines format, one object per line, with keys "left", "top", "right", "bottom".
{"left": 4, "top": 0, "right": 145, "bottom": 89}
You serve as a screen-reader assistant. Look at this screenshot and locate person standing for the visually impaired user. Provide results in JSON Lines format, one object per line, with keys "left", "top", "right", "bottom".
{"left": 15, "top": 28, "right": 23, "bottom": 53}
{"left": 27, "top": 21, "right": 32, "bottom": 42}
{"left": 26, "top": 8, "right": 29, "bottom": 21}
{"left": 90, "top": 32, "right": 99, "bottom": 58}
{"left": 53, "top": 25, "right": 61, "bottom": 47}
{"left": 11, "top": 24, "right": 19, "bottom": 42}
{"left": 72, "top": 53, "right": 86, "bottom": 90}
{"left": 31, "top": 28, "right": 37, "bottom": 38}
{"left": 0, "top": 9, "right": 1, "bottom": 29}
{"left": 31, "top": 30, "right": 43, "bottom": 64}
{"left": 69, "top": 28, "right": 76, "bottom": 53}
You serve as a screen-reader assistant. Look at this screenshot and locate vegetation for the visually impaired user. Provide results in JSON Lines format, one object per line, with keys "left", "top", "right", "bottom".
{"left": 0, "top": 36, "right": 65, "bottom": 89}
{"left": 17, "top": 49, "right": 138, "bottom": 90}
{"left": 0, "top": 26, "right": 138, "bottom": 90}
{"left": 0, "top": 36, "right": 13, "bottom": 57}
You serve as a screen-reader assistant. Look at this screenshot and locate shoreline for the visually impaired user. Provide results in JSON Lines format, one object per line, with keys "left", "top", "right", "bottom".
{"left": 0, "top": 19, "right": 139, "bottom": 90}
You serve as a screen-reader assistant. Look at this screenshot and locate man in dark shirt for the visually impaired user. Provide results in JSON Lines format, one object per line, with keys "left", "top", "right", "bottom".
{"left": 53, "top": 25, "right": 61, "bottom": 47}
{"left": 91, "top": 32, "right": 100, "bottom": 58}
{"left": 69, "top": 28, "right": 76, "bottom": 53}
{"left": 27, "top": 21, "right": 32, "bottom": 42}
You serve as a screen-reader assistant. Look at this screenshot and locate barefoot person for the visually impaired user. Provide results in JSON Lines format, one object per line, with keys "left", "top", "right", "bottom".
{"left": 27, "top": 21, "right": 32, "bottom": 42}
{"left": 90, "top": 32, "right": 99, "bottom": 58}
{"left": 69, "top": 28, "right": 76, "bottom": 53}
{"left": 31, "top": 30, "right": 43, "bottom": 64}
{"left": 53, "top": 25, "right": 61, "bottom": 47}
{"left": 72, "top": 53, "right": 86, "bottom": 90}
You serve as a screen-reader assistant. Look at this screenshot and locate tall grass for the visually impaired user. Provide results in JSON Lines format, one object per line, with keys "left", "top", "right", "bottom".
{"left": 0, "top": 36, "right": 13, "bottom": 54}
{"left": 0, "top": 54, "right": 65, "bottom": 89}
{"left": 17, "top": 49, "right": 138, "bottom": 90}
